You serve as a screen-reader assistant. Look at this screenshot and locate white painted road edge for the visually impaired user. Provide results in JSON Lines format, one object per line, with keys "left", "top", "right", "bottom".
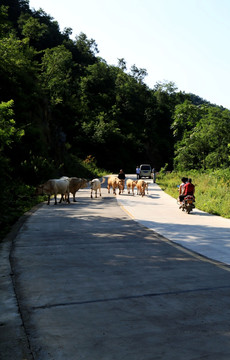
{"left": 116, "top": 177, "right": 230, "bottom": 265}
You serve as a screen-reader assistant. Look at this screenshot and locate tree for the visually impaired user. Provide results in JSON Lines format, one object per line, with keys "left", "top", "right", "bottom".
{"left": 30, "top": 8, "right": 66, "bottom": 50}
{"left": 0, "top": 0, "right": 30, "bottom": 31}
{"left": 117, "top": 58, "right": 127, "bottom": 71}
{"left": 18, "top": 13, "right": 48, "bottom": 42}
{"left": 173, "top": 106, "right": 230, "bottom": 170}
{"left": 154, "top": 81, "right": 178, "bottom": 96}
{"left": 0, "top": 100, "right": 24, "bottom": 181}
{"left": 73, "top": 32, "right": 98, "bottom": 67}
{"left": 0, "top": 100, "right": 24, "bottom": 151}
{"left": 0, "top": 5, "right": 12, "bottom": 37}
{"left": 171, "top": 100, "right": 207, "bottom": 140}
{"left": 151, "top": 81, "right": 186, "bottom": 169}
{"left": 0, "top": 32, "right": 38, "bottom": 105}
{"left": 40, "top": 45, "right": 73, "bottom": 105}
{"left": 130, "top": 64, "right": 147, "bottom": 83}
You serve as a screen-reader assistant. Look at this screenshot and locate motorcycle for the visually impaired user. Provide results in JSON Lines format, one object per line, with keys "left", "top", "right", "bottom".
{"left": 181, "top": 195, "right": 195, "bottom": 214}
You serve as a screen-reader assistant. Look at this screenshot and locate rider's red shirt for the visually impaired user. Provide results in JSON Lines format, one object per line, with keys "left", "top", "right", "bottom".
{"left": 184, "top": 183, "right": 195, "bottom": 195}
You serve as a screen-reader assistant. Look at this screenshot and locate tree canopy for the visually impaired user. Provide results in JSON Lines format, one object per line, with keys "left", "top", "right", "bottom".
{"left": 173, "top": 103, "right": 230, "bottom": 170}
{"left": 0, "top": 0, "right": 229, "bottom": 188}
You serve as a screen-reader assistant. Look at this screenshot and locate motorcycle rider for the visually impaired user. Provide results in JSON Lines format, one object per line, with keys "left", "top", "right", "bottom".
{"left": 179, "top": 178, "right": 195, "bottom": 212}
{"left": 179, "top": 178, "right": 195, "bottom": 207}
{"left": 183, "top": 178, "right": 195, "bottom": 197}
{"left": 178, "top": 177, "right": 188, "bottom": 206}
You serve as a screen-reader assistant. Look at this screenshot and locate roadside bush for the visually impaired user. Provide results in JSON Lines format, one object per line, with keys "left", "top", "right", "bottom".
{"left": 61, "top": 154, "right": 108, "bottom": 179}
{"left": 0, "top": 181, "right": 44, "bottom": 241}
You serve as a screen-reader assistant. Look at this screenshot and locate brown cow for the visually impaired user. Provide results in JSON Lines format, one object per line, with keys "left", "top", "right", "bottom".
{"left": 60, "top": 176, "right": 89, "bottom": 202}
{"left": 118, "top": 179, "right": 125, "bottom": 194}
{"left": 107, "top": 176, "right": 122, "bottom": 195}
{"left": 126, "top": 179, "right": 137, "bottom": 195}
{"left": 136, "top": 180, "right": 148, "bottom": 197}
{"left": 68, "top": 177, "right": 89, "bottom": 202}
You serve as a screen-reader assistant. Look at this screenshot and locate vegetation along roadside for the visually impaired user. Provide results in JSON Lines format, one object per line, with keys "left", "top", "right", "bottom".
{"left": 156, "top": 169, "right": 230, "bottom": 219}
{"left": 1, "top": 1, "right": 230, "bottom": 241}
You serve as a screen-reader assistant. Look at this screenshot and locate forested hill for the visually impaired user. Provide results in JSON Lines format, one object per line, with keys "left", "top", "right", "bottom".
{"left": 1, "top": 0, "right": 230, "bottom": 189}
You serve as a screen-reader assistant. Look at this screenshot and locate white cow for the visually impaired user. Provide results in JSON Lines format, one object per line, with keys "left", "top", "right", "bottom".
{"left": 36, "top": 178, "right": 70, "bottom": 205}
{"left": 90, "top": 178, "right": 105, "bottom": 198}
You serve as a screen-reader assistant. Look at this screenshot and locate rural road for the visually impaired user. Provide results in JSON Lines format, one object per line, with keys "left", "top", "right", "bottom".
{"left": 1, "top": 175, "right": 230, "bottom": 360}
{"left": 117, "top": 175, "right": 230, "bottom": 265}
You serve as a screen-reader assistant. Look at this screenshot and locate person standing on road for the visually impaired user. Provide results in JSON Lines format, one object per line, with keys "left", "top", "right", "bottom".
{"left": 152, "top": 168, "right": 156, "bottom": 183}
{"left": 118, "top": 169, "right": 126, "bottom": 181}
{"left": 118, "top": 169, "right": 126, "bottom": 192}
{"left": 136, "top": 166, "right": 140, "bottom": 179}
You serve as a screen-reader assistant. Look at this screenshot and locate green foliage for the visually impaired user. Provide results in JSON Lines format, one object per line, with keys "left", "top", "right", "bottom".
{"left": 173, "top": 104, "right": 230, "bottom": 170}
{"left": 0, "top": 100, "right": 24, "bottom": 150}
{"left": 171, "top": 100, "right": 207, "bottom": 139}
{"left": 0, "top": 182, "right": 43, "bottom": 241}
{"left": 158, "top": 163, "right": 169, "bottom": 176}
{"left": 62, "top": 154, "right": 107, "bottom": 179}
{"left": 0, "top": 5, "right": 11, "bottom": 37}
{"left": 0, "top": 32, "right": 35, "bottom": 78}
{"left": 0, "top": 100, "right": 24, "bottom": 182}
{"left": 75, "top": 32, "right": 98, "bottom": 59}
{"left": 18, "top": 13, "right": 48, "bottom": 41}
{"left": 20, "top": 155, "right": 59, "bottom": 184}
{"left": 40, "top": 45, "right": 73, "bottom": 104}
{"left": 130, "top": 64, "right": 147, "bottom": 83}
{"left": 1, "top": 0, "right": 229, "bottom": 241}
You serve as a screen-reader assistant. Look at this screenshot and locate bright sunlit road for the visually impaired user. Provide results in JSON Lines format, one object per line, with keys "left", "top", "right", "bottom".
{"left": 116, "top": 175, "right": 230, "bottom": 265}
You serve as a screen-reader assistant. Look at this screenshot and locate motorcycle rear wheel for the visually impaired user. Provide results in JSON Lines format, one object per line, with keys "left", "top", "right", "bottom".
{"left": 186, "top": 205, "right": 193, "bottom": 214}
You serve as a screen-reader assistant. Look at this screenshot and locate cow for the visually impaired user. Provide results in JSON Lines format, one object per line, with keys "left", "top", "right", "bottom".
{"left": 36, "top": 178, "right": 70, "bottom": 205}
{"left": 118, "top": 179, "right": 125, "bottom": 194}
{"left": 107, "top": 176, "right": 121, "bottom": 195}
{"left": 69, "top": 177, "right": 89, "bottom": 202}
{"left": 61, "top": 177, "right": 89, "bottom": 202}
{"left": 90, "top": 178, "right": 105, "bottom": 198}
{"left": 136, "top": 179, "right": 148, "bottom": 197}
{"left": 126, "top": 179, "right": 137, "bottom": 195}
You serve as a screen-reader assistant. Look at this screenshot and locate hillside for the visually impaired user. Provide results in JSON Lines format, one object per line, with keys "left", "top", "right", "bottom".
{"left": 1, "top": 0, "right": 230, "bottom": 240}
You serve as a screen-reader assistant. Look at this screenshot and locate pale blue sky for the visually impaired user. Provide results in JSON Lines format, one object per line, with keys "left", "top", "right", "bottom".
{"left": 29, "top": 0, "right": 230, "bottom": 109}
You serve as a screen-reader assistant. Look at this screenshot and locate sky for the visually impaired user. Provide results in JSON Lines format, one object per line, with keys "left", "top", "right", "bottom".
{"left": 28, "top": 0, "right": 230, "bottom": 109}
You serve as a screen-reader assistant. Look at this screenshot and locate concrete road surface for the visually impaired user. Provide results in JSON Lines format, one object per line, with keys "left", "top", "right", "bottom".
{"left": 1, "top": 176, "right": 230, "bottom": 360}
{"left": 118, "top": 175, "right": 230, "bottom": 265}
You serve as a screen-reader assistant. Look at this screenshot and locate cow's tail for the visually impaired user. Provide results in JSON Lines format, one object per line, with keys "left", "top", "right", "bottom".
{"left": 101, "top": 177, "right": 106, "bottom": 184}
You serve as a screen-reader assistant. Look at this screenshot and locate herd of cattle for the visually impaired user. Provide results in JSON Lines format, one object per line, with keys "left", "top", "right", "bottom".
{"left": 36, "top": 176, "right": 149, "bottom": 205}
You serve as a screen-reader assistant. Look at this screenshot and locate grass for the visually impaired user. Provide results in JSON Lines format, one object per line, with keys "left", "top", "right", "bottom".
{"left": 156, "top": 169, "right": 230, "bottom": 219}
